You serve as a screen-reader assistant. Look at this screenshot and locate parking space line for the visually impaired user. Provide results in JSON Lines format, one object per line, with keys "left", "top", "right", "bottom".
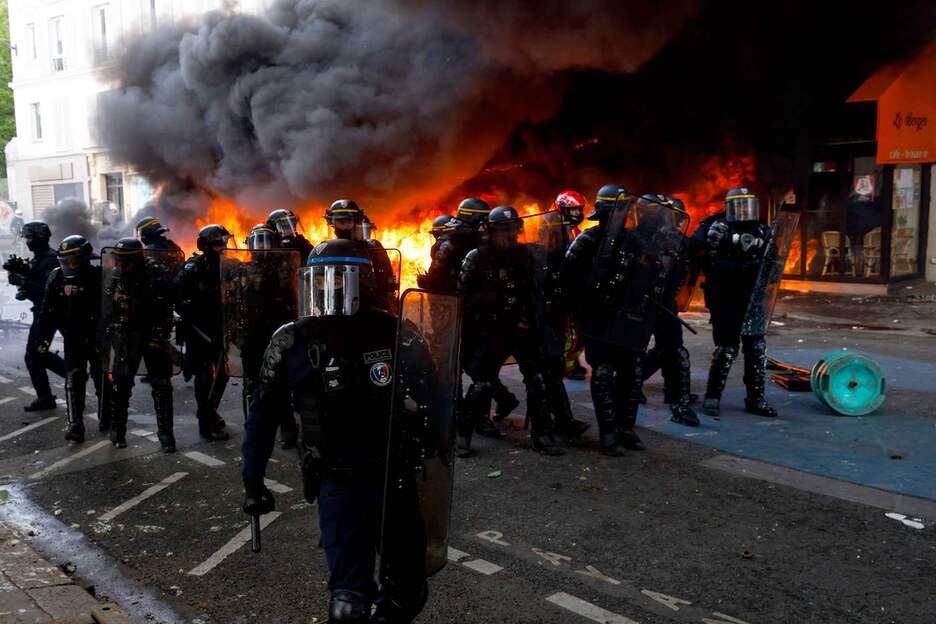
{"left": 29, "top": 440, "right": 111, "bottom": 480}
{"left": 18, "top": 386, "right": 36, "bottom": 396}
{"left": 546, "top": 592, "right": 638, "bottom": 624}
{"left": 264, "top": 478, "right": 293, "bottom": 494}
{"left": 130, "top": 429, "right": 159, "bottom": 443}
{"left": 99, "top": 472, "right": 188, "bottom": 523}
{"left": 0, "top": 375, "right": 12, "bottom": 384}
{"left": 0, "top": 417, "right": 58, "bottom": 443}
{"left": 188, "top": 512, "right": 282, "bottom": 576}
{"left": 462, "top": 559, "right": 503, "bottom": 575}
{"left": 447, "top": 547, "right": 470, "bottom": 562}
{"left": 0, "top": 397, "right": 16, "bottom": 405}
{"left": 185, "top": 451, "right": 226, "bottom": 467}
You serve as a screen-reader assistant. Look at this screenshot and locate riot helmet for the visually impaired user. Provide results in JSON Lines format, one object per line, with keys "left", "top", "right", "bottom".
{"left": 14, "top": 209, "right": 23, "bottom": 217}
{"left": 56, "top": 235, "right": 93, "bottom": 278}
{"left": 725, "top": 188, "right": 760, "bottom": 222}
{"left": 22, "top": 221, "right": 52, "bottom": 252}
{"left": 486, "top": 206, "right": 522, "bottom": 250}
{"left": 430, "top": 214, "right": 454, "bottom": 240}
{"left": 299, "top": 239, "right": 373, "bottom": 317}
{"left": 588, "top": 184, "right": 633, "bottom": 221}
{"left": 455, "top": 198, "right": 490, "bottom": 228}
{"left": 664, "top": 195, "right": 686, "bottom": 212}
{"left": 554, "top": 190, "right": 586, "bottom": 227}
{"left": 246, "top": 224, "right": 280, "bottom": 250}
{"left": 267, "top": 208, "right": 302, "bottom": 238}
{"left": 111, "top": 237, "right": 144, "bottom": 276}
{"left": 135, "top": 216, "right": 169, "bottom": 243}
{"left": 196, "top": 224, "right": 231, "bottom": 254}
{"left": 325, "top": 200, "right": 364, "bottom": 240}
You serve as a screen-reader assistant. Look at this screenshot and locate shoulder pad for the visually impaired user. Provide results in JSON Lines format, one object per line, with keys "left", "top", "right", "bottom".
{"left": 258, "top": 322, "right": 296, "bottom": 386}
{"left": 367, "top": 239, "right": 385, "bottom": 250}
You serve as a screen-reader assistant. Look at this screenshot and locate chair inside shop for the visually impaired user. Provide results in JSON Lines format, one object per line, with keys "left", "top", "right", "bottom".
{"left": 820, "top": 230, "right": 854, "bottom": 276}
{"left": 863, "top": 227, "right": 882, "bottom": 277}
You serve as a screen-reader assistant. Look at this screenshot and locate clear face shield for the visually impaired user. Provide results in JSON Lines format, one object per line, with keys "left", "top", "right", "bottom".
{"left": 58, "top": 254, "right": 84, "bottom": 279}
{"left": 298, "top": 260, "right": 368, "bottom": 317}
{"left": 247, "top": 229, "right": 278, "bottom": 250}
{"left": 330, "top": 216, "right": 357, "bottom": 239}
{"left": 211, "top": 234, "right": 231, "bottom": 252}
{"left": 489, "top": 223, "right": 521, "bottom": 250}
{"left": 273, "top": 214, "right": 301, "bottom": 238}
{"left": 726, "top": 196, "right": 760, "bottom": 222}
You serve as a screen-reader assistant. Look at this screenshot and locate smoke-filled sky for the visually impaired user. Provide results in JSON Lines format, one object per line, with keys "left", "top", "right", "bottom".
{"left": 97, "top": 0, "right": 697, "bottom": 222}
{"left": 96, "top": 0, "right": 934, "bottom": 230}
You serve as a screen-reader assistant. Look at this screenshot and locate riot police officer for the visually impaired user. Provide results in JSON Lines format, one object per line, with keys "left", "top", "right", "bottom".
{"left": 267, "top": 208, "right": 314, "bottom": 260}
{"left": 37, "top": 236, "right": 105, "bottom": 441}
{"left": 242, "top": 239, "right": 434, "bottom": 624}
{"left": 639, "top": 194, "right": 699, "bottom": 427}
{"left": 15, "top": 221, "right": 66, "bottom": 411}
{"left": 690, "top": 188, "right": 777, "bottom": 419}
{"left": 324, "top": 200, "right": 397, "bottom": 312}
{"left": 458, "top": 206, "right": 564, "bottom": 456}
{"left": 177, "top": 224, "right": 231, "bottom": 441}
{"left": 563, "top": 186, "right": 686, "bottom": 455}
{"left": 135, "top": 216, "right": 183, "bottom": 252}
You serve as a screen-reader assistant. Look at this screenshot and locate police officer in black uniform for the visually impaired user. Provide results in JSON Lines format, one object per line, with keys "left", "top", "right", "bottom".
{"left": 135, "top": 216, "right": 183, "bottom": 252}
{"left": 267, "top": 208, "right": 315, "bottom": 260}
{"left": 690, "top": 188, "right": 777, "bottom": 419}
{"left": 16, "top": 221, "right": 65, "bottom": 411}
{"left": 242, "top": 239, "right": 432, "bottom": 624}
{"left": 458, "top": 206, "right": 564, "bottom": 457}
{"left": 640, "top": 194, "right": 700, "bottom": 427}
{"left": 176, "top": 224, "right": 232, "bottom": 441}
{"left": 563, "top": 186, "right": 683, "bottom": 455}
{"left": 324, "top": 200, "right": 397, "bottom": 312}
{"left": 37, "top": 236, "right": 105, "bottom": 441}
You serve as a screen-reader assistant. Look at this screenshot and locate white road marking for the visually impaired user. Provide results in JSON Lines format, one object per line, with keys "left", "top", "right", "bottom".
{"left": 185, "top": 451, "right": 226, "bottom": 467}
{"left": 29, "top": 440, "right": 111, "bottom": 480}
{"left": 99, "top": 472, "right": 188, "bottom": 523}
{"left": 447, "top": 547, "right": 470, "bottom": 562}
{"left": 0, "top": 397, "right": 16, "bottom": 405}
{"left": 702, "top": 613, "right": 752, "bottom": 624}
{"left": 188, "top": 512, "right": 282, "bottom": 576}
{"left": 885, "top": 512, "right": 925, "bottom": 530}
{"left": 18, "top": 386, "right": 36, "bottom": 396}
{"left": 0, "top": 417, "right": 58, "bottom": 443}
{"left": 264, "top": 478, "right": 293, "bottom": 494}
{"left": 546, "top": 592, "right": 638, "bottom": 624}
{"left": 130, "top": 429, "right": 154, "bottom": 437}
{"left": 576, "top": 564, "right": 622, "bottom": 585}
{"left": 477, "top": 530, "right": 510, "bottom": 546}
{"left": 86, "top": 412, "right": 98, "bottom": 421}
{"left": 0, "top": 375, "right": 12, "bottom": 383}
{"left": 462, "top": 559, "right": 503, "bottom": 575}
{"left": 641, "top": 589, "right": 691, "bottom": 611}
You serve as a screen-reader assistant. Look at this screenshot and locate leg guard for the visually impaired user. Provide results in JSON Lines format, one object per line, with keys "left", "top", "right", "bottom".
{"left": 466, "top": 381, "right": 501, "bottom": 439}
{"left": 616, "top": 353, "right": 645, "bottom": 451}
{"left": 372, "top": 579, "right": 428, "bottom": 624}
{"left": 151, "top": 380, "right": 176, "bottom": 453}
{"left": 548, "top": 367, "right": 589, "bottom": 439}
{"left": 109, "top": 376, "right": 133, "bottom": 448}
{"left": 664, "top": 347, "right": 699, "bottom": 427}
{"left": 525, "top": 372, "right": 563, "bottom": 456}
{"left": 63, "top": 369, "right": 87, "bottom": 442}
{"left": 642, "top": 344, "right": 663, "bottom": 382}
{"left": 703, "top": 346, "right": 738, "bottom": 418}
{"left": 590, "top": 364, "right": 621, "bottom": 453}
{"left": 328, "top": 589, "right": 370, "bottom": 624}
{"left": 742, "top": 335, "right": 777, "bottom": 417}
{"left": 491, "top": 378, "right": 519, "bottom": 422}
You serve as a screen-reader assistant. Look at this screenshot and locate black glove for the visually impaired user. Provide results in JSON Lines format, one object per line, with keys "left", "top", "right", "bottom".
{"left": 242, "top": 476, "right": 276, "bottom": 516}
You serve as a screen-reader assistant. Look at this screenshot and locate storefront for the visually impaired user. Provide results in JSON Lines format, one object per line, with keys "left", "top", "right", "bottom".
{"left": 782, "top": 42, "right": 935, "bottom": 294}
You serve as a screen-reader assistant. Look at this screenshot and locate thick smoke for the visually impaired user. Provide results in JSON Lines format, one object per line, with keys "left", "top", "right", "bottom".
{"left": 43, "top": 199, "right": 131, "bottom": 249}
{"left": 97, "top": 0, "right": 697, "bottom": 225}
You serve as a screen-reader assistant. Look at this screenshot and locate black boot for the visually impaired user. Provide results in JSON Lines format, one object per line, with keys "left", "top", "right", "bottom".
{"left": 703, "top": 346, "right": 738, "bottom": 419}
{"left": 109, "top": 381, "right": 129, "bottom": 449}
{"left": 328, "top": 589, "right": 370, "bottom": 624}
{"left": 63, "top": 373, "right": 86, "bottom": 443}
{"left": 743, "top": 336, "right": 778, "bottom": 418}
{"left": 527, "top": 373, "right": 564, "bottom": 456}
{"left": 24, "top": 395, "right": 57, "bottom": 412}
{"left": 664, "top": 347, "right": 699, "bottom": 427}
{"left": 491, "top": 380, "right": 519, "bottom": 422}
{"left": 153, "top": 384, "right": 176, "bottom": 453}
{"left": 615, "top": 353, "right": 646, "bottom": 451}
{"left": 548, "top": 369, "right": 589, "bottom": 439}
{"left": 591, "top": 365, "right": 624, "bottom": 456}
{"left": 467, "top": 382, "right": 501, "bottom": 438}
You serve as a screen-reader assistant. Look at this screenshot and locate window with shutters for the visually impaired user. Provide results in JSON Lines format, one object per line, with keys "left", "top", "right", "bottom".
{"left": 50, "top": 16, "right": 65, "bottom": 72}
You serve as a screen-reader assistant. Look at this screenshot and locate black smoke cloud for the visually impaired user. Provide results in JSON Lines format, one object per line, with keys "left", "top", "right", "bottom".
{"left": 43, "top": 199, "right": 132, "bottom": 249}
{"left": 97, "top": 0, "right": 698, "bottom": 226}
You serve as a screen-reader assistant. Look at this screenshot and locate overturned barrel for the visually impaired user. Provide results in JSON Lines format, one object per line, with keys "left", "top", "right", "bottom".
{"left": 810, "top": 351, "right": 886, "bottom": 416}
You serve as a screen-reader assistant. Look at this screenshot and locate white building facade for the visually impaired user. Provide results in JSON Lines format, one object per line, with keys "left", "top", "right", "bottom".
{"left": 5, "top": 0, "right": 272, "bottom": 222}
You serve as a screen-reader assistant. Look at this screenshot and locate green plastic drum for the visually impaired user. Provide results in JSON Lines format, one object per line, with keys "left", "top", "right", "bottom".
{"left": 810, "top": 351, "right": 886, "bottom": 416}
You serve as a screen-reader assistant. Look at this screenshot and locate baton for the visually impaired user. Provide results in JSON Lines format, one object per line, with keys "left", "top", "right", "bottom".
{"left": 646, "top": 296, "right": 698, "bottom": 335}
{"left": 250, "top": 514, "right": 262, "bottom": 553}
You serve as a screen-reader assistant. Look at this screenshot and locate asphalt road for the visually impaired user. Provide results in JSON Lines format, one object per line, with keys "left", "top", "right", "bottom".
{"left": 0, "top": 315, "right": 934, "bottom": 624}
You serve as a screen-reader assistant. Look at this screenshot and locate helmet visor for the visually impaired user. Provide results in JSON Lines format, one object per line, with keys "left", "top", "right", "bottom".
{"left": 298, "top": 262, "right": 367, "bottom": 317}
{"left": 58, "top": 255, "right": 83, "bottom": 278}
{"left": 273, "top": 214, "right": 301, "bottom": 237}
{"left": 247, "top": 229, "right": 278, "bottom": 250}
{"left": 489, "top": 223, "right": 521, "bottom": 249}
{"left": 726, "top": 196, "right": 760, "bottom": 222}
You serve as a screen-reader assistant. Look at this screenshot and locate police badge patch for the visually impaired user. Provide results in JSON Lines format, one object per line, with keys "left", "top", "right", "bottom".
{"left": 369, "top": 361, "right": 392, "bottom": 387}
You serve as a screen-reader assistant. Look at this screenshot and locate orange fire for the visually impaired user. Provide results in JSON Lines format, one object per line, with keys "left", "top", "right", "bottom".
{"left": 672, "top": 152, "right": 757, "bottom": 226}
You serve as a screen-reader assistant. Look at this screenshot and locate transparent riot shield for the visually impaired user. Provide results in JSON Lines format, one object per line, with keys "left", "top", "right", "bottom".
{"left": 381, "top": 288, "right": 462, "bottom": 580}
{"left": 100, "top": 247, "right": 184, "bottom": 376}
{"left": 741, "top": 210, "right": 800, "bottom": 336}
{"left": 385, "top": 247, "right": 402, "bottom": 297}
{"left": 218, "top": 248, "right": 300, "bottom": 378}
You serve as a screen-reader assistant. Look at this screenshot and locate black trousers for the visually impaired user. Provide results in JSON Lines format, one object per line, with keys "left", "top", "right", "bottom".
{"left": 63, "top": 334, "right": 104, "bottom": 430}
{"left": 25, "top": 313, "right": 65, "bottom": 399}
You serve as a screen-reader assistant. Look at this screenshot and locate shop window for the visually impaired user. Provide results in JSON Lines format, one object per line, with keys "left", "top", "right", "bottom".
{"left": 890, "top": 165, "right": 921, "bottom": 277}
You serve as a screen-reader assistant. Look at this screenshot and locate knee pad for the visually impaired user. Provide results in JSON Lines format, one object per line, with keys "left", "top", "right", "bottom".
{"left": 329, "top": 589, "right": 370, "bottom": 623}
{"left": 464, "top": 381, "right": 493, "bottom": 402}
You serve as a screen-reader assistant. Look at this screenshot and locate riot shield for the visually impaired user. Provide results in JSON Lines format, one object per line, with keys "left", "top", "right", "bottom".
{"left": 100, "top": 248, "right": 184, "bottom": 376}
{"left": 218, "top": 248, "right": 300, "bottom": 378}
{"left": 381, "top": 288, "right": 462, "bottom": 580}
{"left": 385, "top": 247, "right": 402, "bottom": 297}
{"left": 741, "top": 210, "right": 800, "bottom": 336}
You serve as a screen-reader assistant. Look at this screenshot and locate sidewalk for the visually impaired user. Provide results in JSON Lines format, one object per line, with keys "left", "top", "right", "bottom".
{"left": 0, "top": 522, "right": 131, "bottom": 624}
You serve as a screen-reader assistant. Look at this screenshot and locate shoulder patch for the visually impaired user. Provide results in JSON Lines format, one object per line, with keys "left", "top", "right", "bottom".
{"left": 363, "top": 348, "right": 392, "bottom": 363}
